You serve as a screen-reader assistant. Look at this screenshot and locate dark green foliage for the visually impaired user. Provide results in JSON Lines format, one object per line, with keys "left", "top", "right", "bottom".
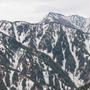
{"left": 0, "top": 51, "right": 10, "bottom": 67}
{"left": 22, "top": 78, "right": 26, "bottom": 90}
{"left": 53, "top": 38, "right": 64, "bottom": 65}
{"left": 8, "top": 38, "right": 21, "bottom": 51}
{"left": 77, "top": 82, "right": 90, "bottom": 90}
{"left": 5, "top": 72, "right": 10, "bottom": 87}
{"left": 37, "top": 30, "right": 43, "bottom": 38}
{"left": 29, "top": 61, "right": 45, "bottom": 84}
{"left": 17, "top": 25, "right": 23, "bottom": 36}
{"left": 12, "top": 72, "right": 18, "bottom": 86}
{"left": 49, "top": 74, "right": 53, "bottom": 86}
{"left": 10, "top": 87, "right": 16, "bottom": 90}
{"left": 39, "top": 33, "right": 53, "bottom": 53}
{"left": 53, "top": 29, "right": 64, "bottom": 65}
{"left": 22, "top": 64, "right": 27, "bottom": 74}
{"left": 65, "top": 47, "right": 76, "bottom": 73}
{"left": 53, "top": 28, "right": 76, "bottom": 72}
{"left": 0, "top": 79, "right": 8, "bottom": 90}
{"left": 55, "top": 75, "right": 60, "bottom": 90}
{"left": 23, "top": 24, "right": 29, "bottom": 33}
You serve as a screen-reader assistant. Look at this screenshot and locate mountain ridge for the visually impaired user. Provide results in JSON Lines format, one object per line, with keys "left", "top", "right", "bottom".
{"left": 0, "top": 12, "right": 90, "bottom": 32}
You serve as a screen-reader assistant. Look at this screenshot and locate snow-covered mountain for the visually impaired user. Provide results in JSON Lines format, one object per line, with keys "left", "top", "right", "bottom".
{"left": 68, "top": 15, "right": 90, "bottom": 32}
{"left": 42, "top": 12, "right": 90, "bottom": 32}
{"left": 0, "top": 12, "right": 90, "bottom": 90}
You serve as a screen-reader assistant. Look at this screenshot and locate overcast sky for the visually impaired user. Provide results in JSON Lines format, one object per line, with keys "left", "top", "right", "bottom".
{"left": 0, "top": 0, "right": 89, "bottom": 22}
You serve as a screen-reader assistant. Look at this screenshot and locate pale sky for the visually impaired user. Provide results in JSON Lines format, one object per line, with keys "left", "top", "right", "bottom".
{"left": 0, "top": 0, "right": 89, "bottom": 23}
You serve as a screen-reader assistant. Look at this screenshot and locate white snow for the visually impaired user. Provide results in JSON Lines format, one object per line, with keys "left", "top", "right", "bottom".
{"left": 17, "top": 79, "right": 23, "bottom": 90}
{"left": 62, "top": 49, "right": 66, "bottom": 71}
{"left": 12, "top": 49, "right": 24, "bottom": 69}
{"left": 85, "top": 39, "right": 90, "bottom": 53}
{"left": 25, "top": 79, "right": 34, "bottom": 90}
{"left": 68, "top": 72, "right": 84, "bottom": 87}
{"left": 43, "top": 71, "right": 49, "bottom": 84}
{"left": 0, "top": 29, "right": 10, "bottom": 36}
{"left": 59, "top": 80, "right": 63, "bottom": 90}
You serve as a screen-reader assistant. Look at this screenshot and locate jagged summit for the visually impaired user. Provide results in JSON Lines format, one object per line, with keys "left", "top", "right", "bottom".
{"left": 48, "top": 12, "right": 64, "bottom": 16}
{"left": 41, "top": 12, "right": 77, "bottom": 29}
{"left": 41, "top": 12, "right": 90, "bottom": 32}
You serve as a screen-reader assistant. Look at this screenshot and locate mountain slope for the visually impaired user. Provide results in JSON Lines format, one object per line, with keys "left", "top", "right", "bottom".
{"left": 0, "top": 12, "right": 90, "bottom": 90}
